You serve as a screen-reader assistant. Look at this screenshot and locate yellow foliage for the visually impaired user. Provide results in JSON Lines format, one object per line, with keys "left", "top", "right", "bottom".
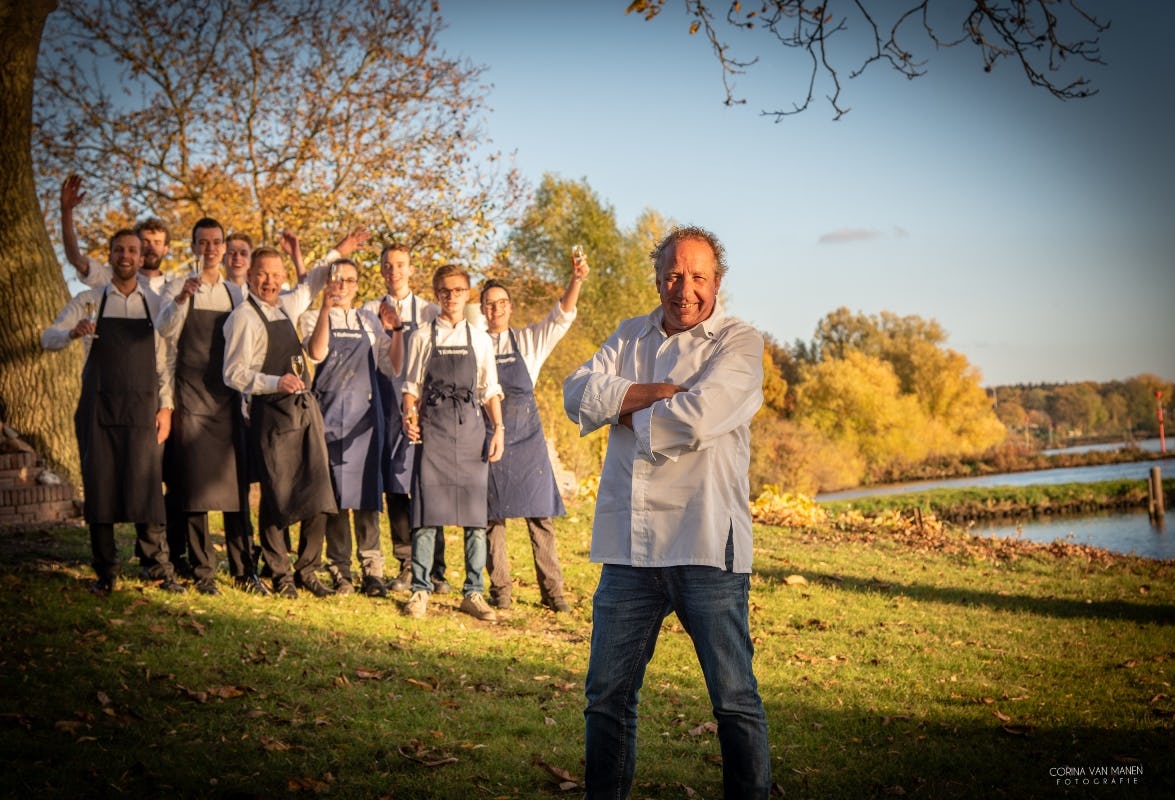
{"left": 749, "top": 486, "right": 828, "bottom": 528}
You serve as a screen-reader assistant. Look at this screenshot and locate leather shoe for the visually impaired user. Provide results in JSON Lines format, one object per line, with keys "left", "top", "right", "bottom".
{"left": 159, "top": 576, "right": 187, "bottom": 594}
{"left": 362, "top": 575, "right": 388, "bottom": 598}
{"left": 490, "top": 593, "right": 512, "bottom": 610}
{"left": 172, "top": 557, "right": 196, "bottom": 580}
{"left": 334, "top": 578, "right": 355, "bottom": 596}
{"left": 388, "top": 567, "right": 411, "bottom": 592}
{"left": 294, "top": 574, "right": 335, "bottom": 598}
{"left": 90, "top": 577, "right": 114, "bottom": 597}
{"left": 431, "top": 578, "right": 452, "bottom": 595}
{"left": 276, "top": 581, "right": 298, "bottom": 599}
{"left": 544, "top": 596, "right": 572, "bottom": 613}
{"left": 195, "top": 578, "right": 220, "bottom": 596}
{"left": 233, "top": 575, "right": 273, "bottom": 596}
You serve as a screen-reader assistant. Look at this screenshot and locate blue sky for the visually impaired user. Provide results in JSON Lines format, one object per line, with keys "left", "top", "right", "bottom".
{"left": 436, "top": 1, "right": 1174, "bottom": 387}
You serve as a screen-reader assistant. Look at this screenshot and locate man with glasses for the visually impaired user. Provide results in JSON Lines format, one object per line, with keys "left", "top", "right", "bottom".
{"left": 478, "top": 249, "right": 588, "bottom": 612}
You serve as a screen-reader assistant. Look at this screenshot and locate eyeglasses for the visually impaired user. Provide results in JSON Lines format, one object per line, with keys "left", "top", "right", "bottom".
{"left": 436, "top": 287, "right": 469, "bottom": 298}
{"left": 482, "top": 299, "right": 510, "bottom": 311}
{"left": 333, "top": 277, "right": 358, "bottom": 285}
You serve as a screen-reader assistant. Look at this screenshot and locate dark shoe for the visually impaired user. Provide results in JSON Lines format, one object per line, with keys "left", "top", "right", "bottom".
{"left": 172, "top": 557, "right": 196, "bottom": 580}
{"left": 90, "top": 578, "right": 114, "bottom": 597}
{"left": 334, "top": 578, "right": 355, "bottom": 596}
{"left": 195, "top": 578, "right": 220, "bottom": 596}
{"left": 431, "top": 578, "right": 452, "bottom": 595}
{"left": 544, "top": 596, "right": 572, "bottom": 613}
{"left": 159, "top": 576, "right": 187, "bottom": 594}
{"left": 490, "top": 593, "right": 512, "bottom": 610}
{"left": 294, "top": 574, "right": 335, "bottom": 598}
{"left": 276, "top": 581, "right": 298, "bottom": 599}
{"left": 388, "top": 567, "right": 411, "bottom": 592}
{"left": 362, "top": 575, "right": 388, "bottom": 598}
{"left": 233, "top": 575, "right": 273, "bottom": 596}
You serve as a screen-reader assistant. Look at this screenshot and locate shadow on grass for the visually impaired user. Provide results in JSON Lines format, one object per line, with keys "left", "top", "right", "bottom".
{"left": 757, "top": 564, "right": 1175, "bottom": 626}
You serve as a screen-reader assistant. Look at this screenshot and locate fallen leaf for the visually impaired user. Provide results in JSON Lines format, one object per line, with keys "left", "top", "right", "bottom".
{"left": 532, "top": 756, "right": 578, "bottom": 786}
{"left": 405, "top": 677, "right": 438, "bottom": 692}
{"left": 54, "top": 720, "right": 82, "bottom": 735}
{"left": 784, "top": 575, "right": 808, "bottom": 586}
{"left": 356, "top": 668, "right": 383, "bottom": 680}
{"left": 261, "top": 735, "right": 291, "bottom": 751}
{"left": 993, "top": 710, "right": 1012, "bottom": 723}
{"left": 207, "top": 685, "right": 247, "bottom": 699}
{"left": 96, "top": 691, "right": 111, "bottom": 707}
{"left": 544, "top": 716, "right": 556, "bottom": 726}
{"left": 688, "top": 721, "right": 718, "bottom": 736}
{"left": 398, "top": 742, "right": 458, "bottom": 767}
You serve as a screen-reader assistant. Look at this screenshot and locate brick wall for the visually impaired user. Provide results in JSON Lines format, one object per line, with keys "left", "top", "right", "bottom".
{"left": 0, "top": 450, "right": 82, "bottom": 530}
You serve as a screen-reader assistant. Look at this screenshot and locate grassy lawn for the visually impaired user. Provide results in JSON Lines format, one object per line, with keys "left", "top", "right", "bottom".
{"left": 1, "top": 502, "right": 1172, "bottom": 798}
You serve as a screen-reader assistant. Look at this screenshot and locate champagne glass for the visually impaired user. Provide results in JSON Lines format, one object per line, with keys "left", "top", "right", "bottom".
{"left": 290, "top": 354, "right": 306, "bottom": 394}
{"left": 83, "top": 300, "right": 99, "bottom": 340}
{"left": 572, "top": 244, "right": 586, "bottom": 265}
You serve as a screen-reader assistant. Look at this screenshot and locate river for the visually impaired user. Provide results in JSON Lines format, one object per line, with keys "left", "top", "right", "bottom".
{"left": 816, "top": 440, "right": 1173, "bottom": 560}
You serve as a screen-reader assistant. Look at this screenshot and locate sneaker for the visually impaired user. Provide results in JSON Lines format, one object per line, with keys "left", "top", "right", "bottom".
{"left": 233, "top": 575, "right": 273, "bottom": 596}
{"left": 544, "top": 596, "right": 572, "bottom": 613}
{"left": 403, "top": 590, "right": 429, "bottom": 618}
{"left": 294, "top": 574, "right": 335, "bottom": 598}
{"left": 388, "top": 567, "right": 411, "bottom": 592}
{"left": 159, "top": 576, "right": 187, "bottom": 594}
{"left": 460, "top": 592, "right": 498, "bottom": 622}
{"left": 334, "top": 579, "right": 355, "bottom": 596}
{"left": 195, "top": 578, "right": 220, "bottom": 596}
{"left": 431, "top": 578, "right": 452, "bottom": 595}
{"left": 362, "top": 575, "right": 388, "bottom": 598}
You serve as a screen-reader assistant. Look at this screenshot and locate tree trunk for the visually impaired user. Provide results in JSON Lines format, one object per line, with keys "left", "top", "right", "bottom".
{"left": 0, "top": 0, "right": 83, "bottom": 486}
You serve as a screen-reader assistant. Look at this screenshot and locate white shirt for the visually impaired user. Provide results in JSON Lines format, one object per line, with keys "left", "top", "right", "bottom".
{"left": 156, "top": 272, "right": 245, "bottom": 338}
{"left": 490, "top": 301, "right": 576, "bottom": 384}
{"left": 402, "top": 317, "right": 503, "bottom": 406}
{"left": 221, "top": 257, "right": 332, "bottom": 397}
{"left": 299, "top": 306, "right": 396, "bottom": 377}
{"left": 41, "top": 282, "right": 176, "bottom": 409}
{"left": 77, "top": 254, "right": 169, "bottom": 294}
{"left": 562, "top": 301, "right": 764, "bottom": 572}
{"left": 360, "top": 291, "right": 439, "bottom": 384}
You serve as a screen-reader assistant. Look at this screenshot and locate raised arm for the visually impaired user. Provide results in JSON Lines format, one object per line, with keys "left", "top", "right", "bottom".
{"left": 60, "top": 174, "right": 90, "bottom": 275}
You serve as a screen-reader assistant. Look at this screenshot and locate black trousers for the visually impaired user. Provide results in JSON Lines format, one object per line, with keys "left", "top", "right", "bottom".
{"left": 321, "top": 509, "right": 384, "bottom": 582}
{"left": 91, "top": 522, "right": 173, "bottom": 581}
{"left": 223, "top": 508, "right": 257, "bottom": 579}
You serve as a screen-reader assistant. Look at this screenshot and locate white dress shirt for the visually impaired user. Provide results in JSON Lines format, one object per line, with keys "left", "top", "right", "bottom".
{"left": 402, "top": 317, "right": 503, "bottom": 406}
{"left": 221, "top": 256, "right": 332, "bottom": 397}
{"left": 155, "top": 272, "right": 245, "bottom": 338}
{"left": 360, "top": 291, "right": 439, "bottom": 384}
{"left": 77, "top": 254, "right": 170, "bottom": 294}
{"left": 490, "top": 301, "right": 576, "bottom": 384}
{"left": 562, "top": 301, "right": 764, "bottom": 572}
{"left": 41, "top": 282, "right": 176, "bottom": 409}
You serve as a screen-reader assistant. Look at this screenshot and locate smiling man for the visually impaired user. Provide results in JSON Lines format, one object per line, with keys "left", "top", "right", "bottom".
{"left": 563, "top": 226, "right": 770, "bottom": 799}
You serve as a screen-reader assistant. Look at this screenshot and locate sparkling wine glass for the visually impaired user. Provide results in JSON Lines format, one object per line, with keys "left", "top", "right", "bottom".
{"left": 83, "top": 300, "right": 99, "bottom": 340}
{"left": 290, "top": 354, "right": 306, "bottom": 394}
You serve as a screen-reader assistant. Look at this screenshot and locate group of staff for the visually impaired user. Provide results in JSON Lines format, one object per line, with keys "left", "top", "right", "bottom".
{"left": 42, "top": 175, "right": 587, "bottom": 621}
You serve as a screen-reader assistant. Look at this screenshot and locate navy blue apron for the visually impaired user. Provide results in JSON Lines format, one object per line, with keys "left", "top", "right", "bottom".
{"left": 246, "top": 297, "right": 338, "bottom": 528}
{"left": 486, "top": 330, "right": 565, "bottom": 519}
{"left": 171, "top": 282, "right": 240, "bottom": 511}
{"left": 311, "top": 310, "right": 384, "bottom": 511}
{"left": 74, "top": 291, "right": 165, "bottom": 524}
{"left": 410, "top": 321, "right": 487, "bottom": 528}
{"left": 377, "top": 295, "right": 419, "bottom": 495}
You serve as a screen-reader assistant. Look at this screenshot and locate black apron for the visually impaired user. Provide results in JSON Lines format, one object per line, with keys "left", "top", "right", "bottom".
{"left": 486, "top": 330, "right": 565, "bottom": 520}
{"left": 73, "top": 291, "right": 165, "bottom": 525}
{"left": 246, "top": 297, "right": 338, "bottom": 528}
{"left": 171, "top": 283, "right": 240, "bottom": 511}
{"left": 377, "top": 295, "right": 419, "bottom": 495}
{"left": 410, "top": 321, "right": 487, "bottom": 528}
{"left": 311, "top": 310, "right": 384, "bottom": 511}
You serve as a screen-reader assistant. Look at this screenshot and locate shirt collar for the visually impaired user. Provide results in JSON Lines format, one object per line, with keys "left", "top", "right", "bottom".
{"left": 644, "top": 300, "right": 726, "bottom": 340}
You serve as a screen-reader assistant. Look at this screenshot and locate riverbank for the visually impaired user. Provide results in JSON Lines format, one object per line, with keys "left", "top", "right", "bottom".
{"left": 820, "top": 479, "right": 1174, "bottom": 524}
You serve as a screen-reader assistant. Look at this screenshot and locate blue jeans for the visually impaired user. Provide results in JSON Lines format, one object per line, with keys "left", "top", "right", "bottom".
{"left": 410, "top": 526, "right": 486, "bottom": 596}
{"left": 584, "top": 563, "right": 771, "bottom": 799}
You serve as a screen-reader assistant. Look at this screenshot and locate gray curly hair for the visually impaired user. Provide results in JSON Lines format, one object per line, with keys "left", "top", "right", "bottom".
{"left": 650, "top": 225, "right": 728, "bottom": 280}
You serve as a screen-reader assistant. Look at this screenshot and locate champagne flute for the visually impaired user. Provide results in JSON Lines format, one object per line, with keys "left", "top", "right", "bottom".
{"left": 572, "top": 244, "right": 586, "bottom": 266}
{"left": 290, "top": 354, "right": 306, "bottom": 394}
{"left": 83, "top": 300, "right": 99, "bottom": 340}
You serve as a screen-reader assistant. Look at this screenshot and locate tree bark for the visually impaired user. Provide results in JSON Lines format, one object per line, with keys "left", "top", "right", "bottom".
{"left": 0, "top": 0, "right": 83, "bottom": 486}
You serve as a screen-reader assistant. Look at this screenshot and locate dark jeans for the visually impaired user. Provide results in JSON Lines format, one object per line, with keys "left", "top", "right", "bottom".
{"left": 324, "top": 509, "right": 384, "bottom": 582}
{"left": 584, "top": 563, "right": 771, "bottom": 799}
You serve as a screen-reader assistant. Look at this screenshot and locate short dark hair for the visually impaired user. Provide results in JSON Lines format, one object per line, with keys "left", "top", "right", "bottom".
{"left": 651, "top": 225, "right": 728, "bottom": 280}
{"left": 109, "top": 228, "right": 140, "bottom": 249}
{"left": 479, "top": 279, "right": 510, "bottom": 302}
{"left": 380, "top": 243, "right": 410, "bottom": 263}
{"left": 134, "top": 217, "right": 170, "bottom": 245}
{"left": 191, "top": 217, "right": 224, "bottom": 245}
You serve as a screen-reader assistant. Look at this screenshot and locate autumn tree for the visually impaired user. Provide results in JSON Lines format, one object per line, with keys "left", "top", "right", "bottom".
{"left": 0, "top": 0, "right": 84, "bottom": 483}
{"left": 627, "top": 0, "right": 1110, "bottom": 120}
{"left": 34, "top": 0, "right": 524, "bottom": 285}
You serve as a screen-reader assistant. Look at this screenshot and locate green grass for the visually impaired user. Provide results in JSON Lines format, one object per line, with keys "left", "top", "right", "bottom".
{"left": 1, "top": 504, "right": 1173, "bottom": 798}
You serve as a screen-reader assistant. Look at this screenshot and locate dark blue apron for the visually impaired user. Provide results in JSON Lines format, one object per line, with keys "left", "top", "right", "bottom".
{"left": 410, "top": 321, "right": 487, "bottom": 528}
{"left": 486, "top": 330, "right": 565, "bottom": 519}
{"left": 311, "top": 310, "right": 384, "bottom": 511}
{"left": 377, "top": 295, "right": 419, "bottom": 495}
{"left": 74, "top": 291, "right": 165, "bottom": 524}
{"left": 247, "top": 297, "right": 338, "bottom": 528}
{"left": 171, "top": 282, "right": 240, "bottom": 511}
